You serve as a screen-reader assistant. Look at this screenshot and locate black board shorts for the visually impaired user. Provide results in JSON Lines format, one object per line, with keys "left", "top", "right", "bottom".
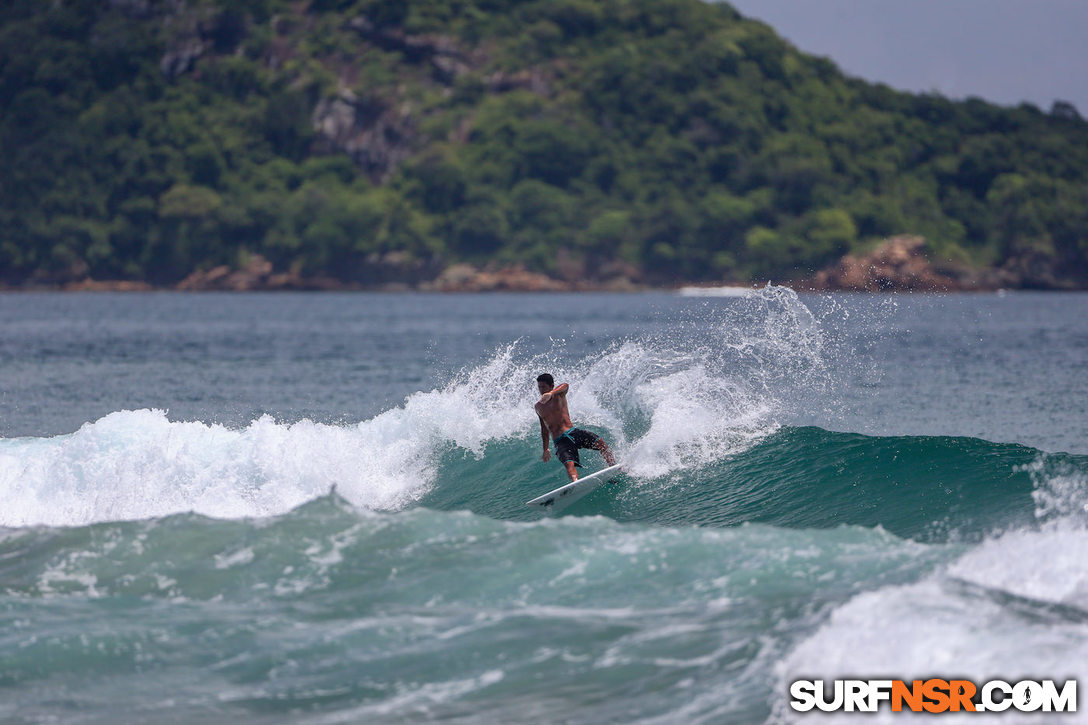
{"left": 553, "top": 428, "right": 602, "bottom": 468}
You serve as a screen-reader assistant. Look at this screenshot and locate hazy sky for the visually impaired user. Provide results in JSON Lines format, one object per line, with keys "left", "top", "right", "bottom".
{"left": 724, "top": 0, "right": 1088, "bottom": 114}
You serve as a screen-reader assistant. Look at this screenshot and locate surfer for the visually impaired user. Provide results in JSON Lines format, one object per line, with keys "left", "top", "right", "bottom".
{"left": 534, "top": 373, "right": 615, "bottom": 482}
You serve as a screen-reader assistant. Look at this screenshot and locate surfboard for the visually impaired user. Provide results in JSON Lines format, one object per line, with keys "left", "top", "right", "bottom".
{"left": 526, "top": 464, "right": 624, "bottom": 511}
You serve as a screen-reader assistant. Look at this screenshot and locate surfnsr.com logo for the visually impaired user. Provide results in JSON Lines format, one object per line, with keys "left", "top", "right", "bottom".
{"left": 790, "top": 679, "right": 1077, "bottom": 713}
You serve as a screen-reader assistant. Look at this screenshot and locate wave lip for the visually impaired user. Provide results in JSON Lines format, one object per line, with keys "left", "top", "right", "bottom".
{"left": 0, "top": 409, "right": 430, "bottom": 527}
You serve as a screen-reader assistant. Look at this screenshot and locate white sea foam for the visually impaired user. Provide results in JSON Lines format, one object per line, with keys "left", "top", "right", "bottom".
{"left": 1025, "top": 454, "right": 1088, "bottom": 524}
{"left": 0, "top": 409, "right": 414, "bottom": 526}
{"left": 678, "top": 285, "right": 757, "bottom": 297}
{"left": 0, "top": 347, "right": 535, "bottom": 527}
{"left": 774, "top": 499, "right": 1088, "bottom": 723}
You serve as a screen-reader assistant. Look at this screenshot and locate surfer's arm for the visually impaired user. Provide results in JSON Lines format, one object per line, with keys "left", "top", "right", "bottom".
{"left": 539, "top": 383, "right": 569, "bottom": 403}
{"left": 539, "top": 417, "right": 551, "bottom": 461}
{"left": 552, "top": 383, "right": 569, "bottom": 396}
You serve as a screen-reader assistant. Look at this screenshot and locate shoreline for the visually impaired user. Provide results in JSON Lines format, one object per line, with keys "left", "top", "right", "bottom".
{"left": 5, "top": 236, "right": 1082, "bottom": 294}
{"left": 1, "top": 281, "right": 1083, "bottom": 294}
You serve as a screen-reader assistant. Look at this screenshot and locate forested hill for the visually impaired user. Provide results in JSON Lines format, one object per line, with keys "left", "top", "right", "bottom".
{"left": 3, "top": 0, "right": 1088, "bottom": 289}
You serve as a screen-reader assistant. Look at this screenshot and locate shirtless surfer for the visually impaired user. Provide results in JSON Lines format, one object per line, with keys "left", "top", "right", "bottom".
{"left": 534, "top": 373, "right": 615, "bottom": 482}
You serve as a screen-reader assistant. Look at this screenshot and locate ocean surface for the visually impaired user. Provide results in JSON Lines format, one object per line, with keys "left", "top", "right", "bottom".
{"left": 1, "top": 288, "right": 1086, "bottom": 723}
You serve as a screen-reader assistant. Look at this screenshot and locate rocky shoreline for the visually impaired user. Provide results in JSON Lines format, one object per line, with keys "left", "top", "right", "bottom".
{"left": 802, "top": 235, "right": 1082, "bottom": 292}
{"left": 4, "top": 236, "right": 1083, "bottom": 293}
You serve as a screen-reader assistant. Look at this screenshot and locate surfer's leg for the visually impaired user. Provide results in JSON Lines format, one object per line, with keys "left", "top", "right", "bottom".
{"left": 594, "top": 438, "right": 616, "bottom": 466}
{"left": 571, "top": 429, "right": 616, "bottom": 467}
{"left": 556, "top": 436, "right": 581, "bottom": 481}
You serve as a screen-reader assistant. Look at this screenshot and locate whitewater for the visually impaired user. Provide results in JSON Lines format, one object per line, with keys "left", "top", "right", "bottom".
{"left": 1, "top": 289, "right": 1086, "bottom": 723}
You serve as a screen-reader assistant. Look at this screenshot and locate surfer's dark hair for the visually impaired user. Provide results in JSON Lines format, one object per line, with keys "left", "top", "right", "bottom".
{"left": 536, "top": 373, "right": 554, "bottom": 387}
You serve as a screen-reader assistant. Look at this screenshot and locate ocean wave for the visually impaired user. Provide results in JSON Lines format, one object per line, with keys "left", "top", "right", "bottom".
{"left": 773, "top": 516, "right": 1088, "bottom": 723}
{"left": 0, "top": 286, "right": 832, "bottom": 528}
{"left": 4, "top": 406, "right": 1086, "bottom": 540}
{"left": 0, "top": 494, "right": 945, "bottom": 723}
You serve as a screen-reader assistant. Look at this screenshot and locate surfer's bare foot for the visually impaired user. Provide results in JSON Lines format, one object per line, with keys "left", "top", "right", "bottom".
{"left": 565, "top": 461, "right": 579, "bottom": 482}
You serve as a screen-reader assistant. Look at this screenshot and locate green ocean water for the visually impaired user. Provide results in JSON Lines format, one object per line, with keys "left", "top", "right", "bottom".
{"left": 1, "top": 288, "right": 1087, "bottom": 723}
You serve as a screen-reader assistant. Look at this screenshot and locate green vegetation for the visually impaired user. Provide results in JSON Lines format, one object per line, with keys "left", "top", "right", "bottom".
{"left": 2, "top": 0, "right": 1087, "bottom": 286}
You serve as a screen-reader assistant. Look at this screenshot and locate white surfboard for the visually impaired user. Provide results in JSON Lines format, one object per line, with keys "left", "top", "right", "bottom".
{"left": 526, "top": 464, "right": 624, "bottom": 511}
